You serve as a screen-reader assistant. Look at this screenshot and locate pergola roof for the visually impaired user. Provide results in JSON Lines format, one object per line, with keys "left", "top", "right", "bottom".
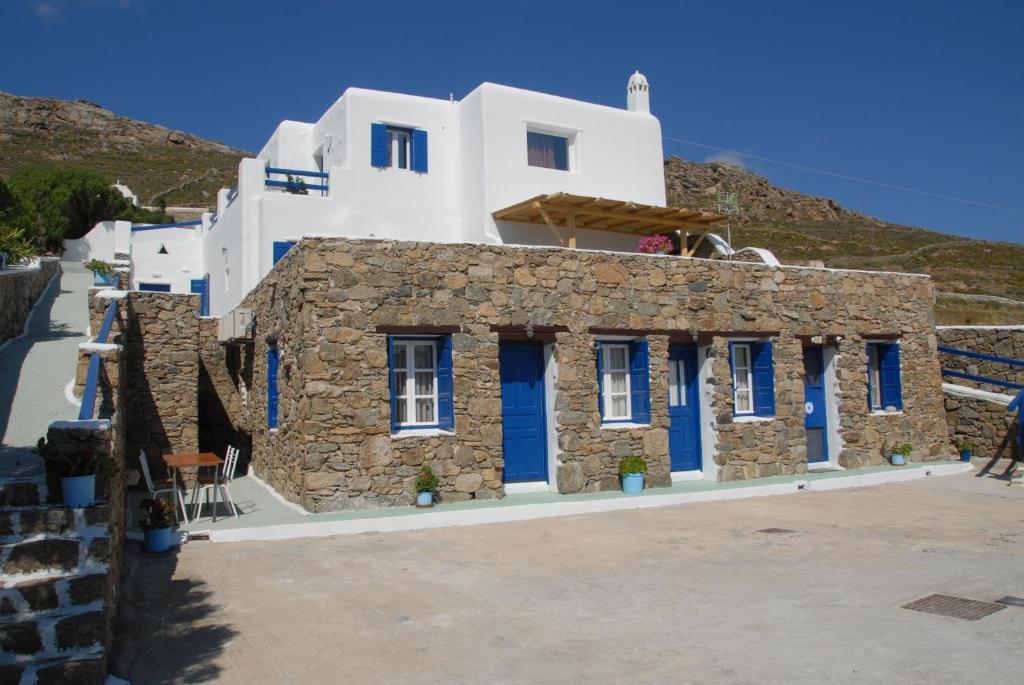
{"left": 492, "top": 193, "right": 724, "bottom": 239}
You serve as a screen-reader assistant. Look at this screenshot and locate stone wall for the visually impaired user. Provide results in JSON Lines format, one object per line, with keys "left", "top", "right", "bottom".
{"left": 938, "top": 326, "right": 1023, "bottom": 462}
{"left": 0, "top": 258, "right": 60, "bottom": 345}
{"left": 123, "top": 292, "right": 200, "bottom": 478}
{"left": 227, "top": 238, "right": 953, "bottom": 512}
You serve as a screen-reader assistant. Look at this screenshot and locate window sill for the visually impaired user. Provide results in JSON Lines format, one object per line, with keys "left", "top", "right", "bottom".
{"left": 599, "top": 422, "right": 651, "bottom": 430}
{"left": 391, "top": 428, "right": 454, "bottom": 440}
{"left": 268, "top": 428, "right": 279, "bottom": 433}
{"left": 732, "top": 415, "right": 776, "bottom": 423}
{"left": 870, "top": 410, "right": 904, "bottom": 417}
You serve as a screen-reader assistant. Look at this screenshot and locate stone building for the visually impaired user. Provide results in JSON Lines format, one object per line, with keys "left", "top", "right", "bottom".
{"left": 182, "top": 236, "right": 956, "bottom": 513}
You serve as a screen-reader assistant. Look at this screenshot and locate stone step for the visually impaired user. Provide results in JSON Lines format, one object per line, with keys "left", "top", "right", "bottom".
{"left": 0, "top": 654, "right": 105, "bottom": 685}
{"left": 0, "top": 533, "right": 111, "bottom": 579}
{"left": 0, "top": 573, "right": 107, "bottom": 621}
{"left": 0, "top": 505, "right": 111, "bottom": 540}
{"left": 0, "top": 608, "right": 106, "bottom": 663}
{"left": 0, "top": 481, "right": 43, "bottom": 508}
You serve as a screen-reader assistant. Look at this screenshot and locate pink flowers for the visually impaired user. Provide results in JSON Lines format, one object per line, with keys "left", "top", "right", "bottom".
{"left": 637, "top": 235, "right": 674, "bottom": 255}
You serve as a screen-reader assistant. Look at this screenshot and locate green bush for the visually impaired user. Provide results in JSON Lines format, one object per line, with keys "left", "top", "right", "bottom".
{"left": 415, "top": 465, "right": 439, "bottom": 493}
{"left": 956, "top": 439, "right": 974, "bottom": 452}
{"left": 894, "top": 443, "right": 913, "bottom": 457}
{"left": 140, "top": 498, "right": 175, "bottom": 530}
{"left": 84, "top": 259, "right": 113, "bottom": 276}
{"left": 0, "top": 225, "right": 35, "bottom": 264}
{"left": 618, "top": 456, "right": 648, "bottom": 475}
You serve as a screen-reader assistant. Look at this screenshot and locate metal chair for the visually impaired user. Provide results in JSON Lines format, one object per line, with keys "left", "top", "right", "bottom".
{"left": 139, "top": 449, "right": 189, "bottom": 524}
{"left": 192, "top": 446, "right": 240, "bottom": 520}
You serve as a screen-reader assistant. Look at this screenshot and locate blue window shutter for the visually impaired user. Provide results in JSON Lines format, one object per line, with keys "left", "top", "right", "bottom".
{"left": 371, "top": 123, "right": 388, "bottom": 168}
{"left": 880, "top": 343, "right": 903, "bottom": 410}
{"left": 267, "top": 347, "right": 279, "bottom": 429}
{"left": 388, "top": 337, "right": 399, "bottom": 432}
{"left": 595, "top": 341, "right": 605, "bottom": 421}
{"left": 629, "top": 339, "right": 651, "bottom": 424}
{"left": 752, "top": 342, "right": 776, "bottom": 417}
{"left": 437, "top": 336, "right": 454, "bottom": 430}
{"left": 272, "top": 240, "right": 295, "bottom": 266}
{"left": 411, "top": 129, "right": 428, "bottom": 173}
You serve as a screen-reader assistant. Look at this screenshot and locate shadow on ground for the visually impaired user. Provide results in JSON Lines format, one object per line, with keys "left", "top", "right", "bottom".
{"left": 111, "top": 541, "right": 237, "bottom": 683}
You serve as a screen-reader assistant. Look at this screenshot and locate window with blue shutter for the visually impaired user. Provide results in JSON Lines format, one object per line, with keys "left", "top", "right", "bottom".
{"left": 190, "top": 274, "right": 209, "bottom": 316}
{"left": 138, "top": 283, "right": 171, "bottom": 292}
{"left": 371, "top": 123, "right": 388, "bottom": 168}
{"left": 388, "top": 336, "right": 452, "bottom": 432}
{"left": 411, "top": 129, "right": 428, "bottom": 173}
{"left": 729, "top": 340, "right": 776, "bottom": 417}
{"left": 272, "top": 240, "right": 297, "bottom": 266}
{"left": 867, "top": 342, "right": 903, "bottom": 411}
{"left": 596, "top": 339, "right": 650, "bottom": 424}
{"left": 267, "top": 347, "right": 279, "bottom": 429}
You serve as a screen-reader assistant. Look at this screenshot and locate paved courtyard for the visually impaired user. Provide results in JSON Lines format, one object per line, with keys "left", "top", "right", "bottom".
{"left": 113, "top": 466, "right": 1024, "bottom": 684}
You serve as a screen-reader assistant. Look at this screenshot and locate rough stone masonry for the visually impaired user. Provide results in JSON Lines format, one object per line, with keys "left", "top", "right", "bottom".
{"left": 192, "top": 237, "right": 955, "bottom": 513}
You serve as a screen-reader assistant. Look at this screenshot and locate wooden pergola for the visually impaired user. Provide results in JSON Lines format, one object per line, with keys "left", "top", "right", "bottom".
{"left": 492, "top": 192, "right": 724, "bottom": 255}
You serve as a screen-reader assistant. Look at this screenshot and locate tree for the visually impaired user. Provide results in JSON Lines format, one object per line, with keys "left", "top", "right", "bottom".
{"left": 0, "top": 176, "right": 44, "bottom": 258}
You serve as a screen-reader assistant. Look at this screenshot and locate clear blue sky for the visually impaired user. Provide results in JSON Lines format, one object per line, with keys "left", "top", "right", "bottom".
{"left": 2, "top": 0, "right": 1021, "bottom": 243}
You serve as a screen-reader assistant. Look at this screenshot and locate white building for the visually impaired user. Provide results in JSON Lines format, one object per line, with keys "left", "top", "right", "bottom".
{"left": 74, "top": 73, "right": 725, "bottom": 317}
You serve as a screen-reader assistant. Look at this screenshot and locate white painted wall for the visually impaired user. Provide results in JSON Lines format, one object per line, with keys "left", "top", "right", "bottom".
{"left": 130, "top": 225, "right": 204, "bottom": 293}
{"left": 63, "top": 220, "right": 132, "bottom": 262}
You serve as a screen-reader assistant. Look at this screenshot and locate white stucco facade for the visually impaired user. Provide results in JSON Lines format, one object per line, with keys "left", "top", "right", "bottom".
{"left": 74, "top": 74, "right": 670, "bottom": 316}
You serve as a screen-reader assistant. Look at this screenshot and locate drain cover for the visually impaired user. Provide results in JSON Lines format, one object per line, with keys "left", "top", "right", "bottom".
{"left": 755, "top": 528, "right": 799, "bottom": 535}
{"left": 902, "top": 594, "right": 1006, "bottom": 621}
{"left": 996, "top": 596, "right": 1024, "bottom": 607}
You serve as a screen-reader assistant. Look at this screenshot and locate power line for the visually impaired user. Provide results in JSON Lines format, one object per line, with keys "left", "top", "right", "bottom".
{"left": 663, "top": 135, "right": 1024, "bottom": 216}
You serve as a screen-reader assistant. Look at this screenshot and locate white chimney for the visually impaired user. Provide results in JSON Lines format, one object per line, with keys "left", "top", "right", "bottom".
{"left": 627, "top": 71, "right": 650, "bottom": 113}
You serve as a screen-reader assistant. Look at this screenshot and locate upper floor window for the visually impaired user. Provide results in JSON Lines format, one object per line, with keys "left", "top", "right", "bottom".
{"left": 867, "top": 342, "right": 903, "bottom": 412}
{"left": 527, "top": 130, "right": 570, "bottom": 171}
{"left": 729, "top": 341, "right": 776, "bottom": 417}
{"left": 388, "top": 336, "right": 453, "bottom": 432}
{"left": 371, "top": 123, "right": 428, "bottom": 173}
{"left": 596, "top": 339, "right": 650, "bottom": 425}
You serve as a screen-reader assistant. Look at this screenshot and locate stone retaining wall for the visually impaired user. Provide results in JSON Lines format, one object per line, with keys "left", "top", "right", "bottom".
{"left": 0, "top": 258, "right": 60, "bottom": 346}
{"left": 225, "top": 238, "right": 952, "bottom": 512}
{"left": 938, "top": 327, "right": 1023, "bottom": 462}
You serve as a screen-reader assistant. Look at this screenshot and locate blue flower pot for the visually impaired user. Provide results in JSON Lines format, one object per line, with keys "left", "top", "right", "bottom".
{"left": 622, "top": 472, "right": 644, "bottom": 494}
{"left": 61, "top": 475, "right": 95, "bottom": 507}
{"left": 144, "top": 527, "right": 173, "bottom": 553}
{"left": 93, "top": 272, "right": 116, "bottom": 286}
{"left": 416, "top": 491, "right": 433, "bottom": 506}
{"left": 890, "top": 453, "right": 906, "bottom": 466}
{"left": 959, "top": 450, "right": 972, "bottom": 462}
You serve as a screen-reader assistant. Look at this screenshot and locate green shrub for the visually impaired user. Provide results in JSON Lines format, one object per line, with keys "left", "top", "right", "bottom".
{"left": 618, "top": 456, "right": 647, "bottom": 475}
{"left": 415, "top": 465, "right": 439, "bottom": 493}
{"left": 0, "top": 225, "right": 35, "bottom": 264}
{"left": 84, "top": 259, "right": 113, "bottom": 276}
{"left": 140, "top": 498, "right": 175, "bottom": 530}
{"left": 894, "top": 443, "right": 913, "bottom": 457}
{"left": 956, "top": 439, "right": 974, "bottom": 452}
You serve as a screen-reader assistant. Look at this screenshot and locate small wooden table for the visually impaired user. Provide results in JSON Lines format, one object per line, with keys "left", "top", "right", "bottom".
{"left": 163, "top": 452, "right": 223, "bottom": 523}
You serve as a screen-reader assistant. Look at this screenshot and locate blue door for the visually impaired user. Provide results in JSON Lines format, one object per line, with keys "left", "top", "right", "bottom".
{"left": 190, "top": 275, "right": 209, "bottom": 316}
{"left": 499, "top": 343, "right": 548, "bottom": 483}
{"left": 803, "top": 347, "right": 829, "bottom": 463}
{"left": 668, "top": 345, "right": 702, "bottom": 472}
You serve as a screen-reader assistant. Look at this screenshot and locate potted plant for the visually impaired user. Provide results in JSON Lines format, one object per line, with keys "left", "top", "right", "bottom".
{"left": 890, "top": 443, "right": 912, "bottom": 466}
{"left": 637, "top": 235, "right": 674, "bottom": 256}
{"left": 415, "top": 465, "right": 438, "bottom": 507}
{"left": 957, "top": 439, "right": 974, "bottom": 462}
{"left": 37, "top": 438, "right": 117, "bottom": 508}
{"left": 140, "top": 498, "right": 176, "bottom": 553}
{"left": 619, "top": 456, "right": 647, "bottom": 494}
{"left": 85, "top": 259, "right": 116, "bottom": 286}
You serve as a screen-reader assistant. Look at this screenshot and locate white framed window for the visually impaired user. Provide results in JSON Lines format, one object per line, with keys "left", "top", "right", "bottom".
{"left": 669, "top": 358, "right": 687, "bottom": 407}
{"left": 527, "top": 129, "right": 571, "bottom": 171}
{"left": 387, "top": 127, "right": 410, "bottom": 169}
{"left": 602, "top": 343, "right": 632, "bottom": 420}
{"left": 868, "top": 344, "right": 882, "bottom": 410}
{"left": 392, "top": 339, "right": 438, "bottom": 426}
{"left": 732, "top": 343, "right": 754, "bottom": 415}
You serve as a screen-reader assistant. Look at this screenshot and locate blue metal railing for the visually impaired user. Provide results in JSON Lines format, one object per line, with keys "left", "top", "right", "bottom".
{"left": 940, "top": 345, "right": 1024, "bottom": 450}
{"left": 938, "top": 346, "right": 1024, "bottom": 368}
{"left": 264, "top": 166, "right": 328, "bottom": 196}
{"left": 78, "top": 301, "right": 119, "bottom": 421}
{"left": 131, "top": 220, "right": 202, "bottom": 232}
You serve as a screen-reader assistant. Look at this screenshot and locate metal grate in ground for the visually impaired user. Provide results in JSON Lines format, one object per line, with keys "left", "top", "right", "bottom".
{"left": 902, "top": 594, "right": 1006, "bottom": 621}
{"left": 754, "top": 527, "right": 799, "bottom": 535}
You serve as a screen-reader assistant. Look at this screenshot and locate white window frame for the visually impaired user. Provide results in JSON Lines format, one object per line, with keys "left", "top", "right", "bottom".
{"left": 392, "top": 339, "right": 439, "bottom": 428}
{"left": 526, "top": 125, "right": 576, "bottom": 172}
{"left": 732, "top": 343, "right": 754, "bottom": 416}
{"left": 669, "top": 358, "right": 687, "bottom": 407}
{"left": 602, "top": 343, "right": 632, "bottom": 421}
{"left": 387, "top": 127, "right": 410, "bottom": 170}
{"left": 867, "top": 344, "right": 883, "bottom": 410}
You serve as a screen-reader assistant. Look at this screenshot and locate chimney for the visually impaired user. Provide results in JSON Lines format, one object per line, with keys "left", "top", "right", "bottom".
{"left": 627, "top": 71, "right": 650, "bottom": 113}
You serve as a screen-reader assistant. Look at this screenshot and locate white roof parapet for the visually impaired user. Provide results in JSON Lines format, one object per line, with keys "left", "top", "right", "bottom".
{"left": 49, "top": 419, "right": 112, "bottom": 431}
{"left": 95, "top": 289, "right": 128, "bottom": 300}
{"left": 732, "top": 246, "right": 782, "bottom": 268}
{"left": 941, "top": 382, "right": 1014, "bottom": 406}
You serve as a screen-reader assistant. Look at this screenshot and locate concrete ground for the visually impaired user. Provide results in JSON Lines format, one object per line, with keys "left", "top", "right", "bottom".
{"left": 0, "top": 261, "right": 90, "bottom": 478}
{"left": 113, "top": 465, "right": 1024, "bottom": 684}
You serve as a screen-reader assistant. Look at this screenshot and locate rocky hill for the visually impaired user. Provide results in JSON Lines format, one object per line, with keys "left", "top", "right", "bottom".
{"left": 0, "top": 92, "right": 249, "bottom": 207}
{"left": 665, "top": 157, "right": 1024, "bottom": 325}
